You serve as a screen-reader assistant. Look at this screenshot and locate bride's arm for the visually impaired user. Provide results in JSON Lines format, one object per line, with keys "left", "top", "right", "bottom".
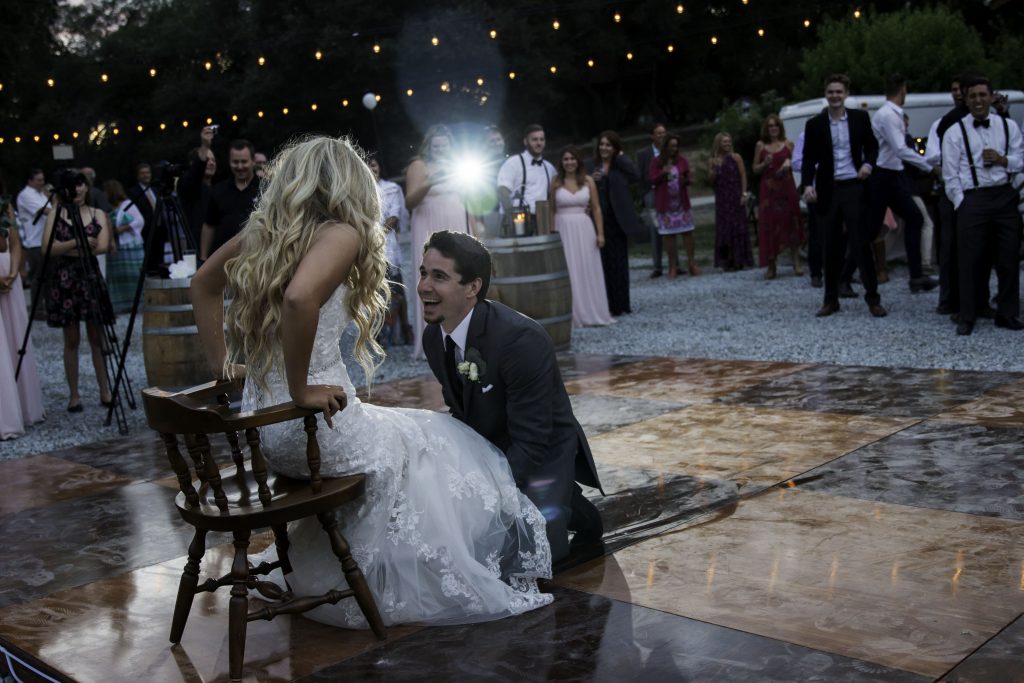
{"left": 192, "top": 235, "right": 241, "bottom": 377}
{"left": 281, "top": 222, "right": 360, "bottom": 426}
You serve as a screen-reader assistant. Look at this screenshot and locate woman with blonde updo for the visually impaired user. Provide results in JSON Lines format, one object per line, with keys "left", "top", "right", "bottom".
{"left": 191, "top": 135, "right": 552, "bottom": 631}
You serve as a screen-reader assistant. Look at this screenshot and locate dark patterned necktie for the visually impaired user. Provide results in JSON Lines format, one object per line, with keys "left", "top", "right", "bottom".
{"left": 444, "top": 335, "right": 464, "bottom": 405}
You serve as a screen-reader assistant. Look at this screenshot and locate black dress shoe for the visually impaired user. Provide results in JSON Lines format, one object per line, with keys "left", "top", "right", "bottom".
{"left": 67, "top": 403, "right": 83, "bottom": 413}
{"left": 868, "top": 303, "right": 888, "bottom": 318}
{"left": 994, "top": 316, "right": 1024, "bottom": 330}
{"left": 815, "top": 302, "right": 840, "bottom": 317}
{"left": 909, "top": 276, "right": 938, "bottom": 293}
{"left": 649, "top": 270, "right": 663, "bottom": 279}
{"left": 956, "top": 320, "right": 974, "bottom": 336}
{"left": 568, "top": 485, "right": 604, "bottom": 543}
{"left": 810, "top": 275, "right": 823, "bottom": 288}
{"left": 838, "top": 283, "right": 857, "bottom": 298}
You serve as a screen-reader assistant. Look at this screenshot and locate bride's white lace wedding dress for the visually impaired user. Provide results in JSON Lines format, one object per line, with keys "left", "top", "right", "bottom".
{"left": 241, "top": 286, "right": 553, "bottom": 628}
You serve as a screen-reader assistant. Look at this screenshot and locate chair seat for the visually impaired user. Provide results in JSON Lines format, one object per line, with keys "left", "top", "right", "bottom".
{"left": 175, "top": 465, "right": 366, "bottom": 532}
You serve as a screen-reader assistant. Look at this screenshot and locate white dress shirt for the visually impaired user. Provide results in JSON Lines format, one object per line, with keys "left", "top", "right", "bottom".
{"left": 114, "top": 199, "right": 145, "bottom": 245}
{"left": 828, "top": 112, "right": 858, "bottom": 181}
{"left": 15, "top": 186, "right": 50, "bottom": 248}
{"left": 941, "top": 113, "right": 1024, "bottom": 209}
{"left": 497, "top": 152, "right": 555, "bottom": 213}
{"left": 923, "top": 119, "right": 943, "bottom": 169}
{"left": 873, "top": 100, "right": 932, "bottom": 173}
{"left": 443, "top": 307, "right": 475, "bottom": 363}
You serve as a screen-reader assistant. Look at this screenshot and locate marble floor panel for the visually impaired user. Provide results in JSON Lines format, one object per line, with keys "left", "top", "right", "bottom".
{"left": 934, "top": 377, "right": 1024, "bottom": 429}
{"left": 0, "top": 482, "right": 215, "bottom": 610}
{"left": 555, "top": 488, "right": 1024, "bottom": 677}
{"left": 718, "top": 365, "right": 1023, "bottom": 418}
{"left": 554, "top": 353, "right": 647, "bottom": 381}
{"left": 796, "top": 420, "right": 1024, "bottom": 519}
{"left": 588, "top": 403, "right": 916, "bottom": 491}
{"left": 356, "top": 375, "right": 446, "bottom": 412}
{"left": 565, "top": 357, "right": 810, "bottom": 403}
{"left": 941, "top": 613, "right": 1024, "bottom": 682}
{"left": 569, "top": 393, "right": 686, "bottom": 437}
{"left": 0, "top": 454, "right": 133, "bottom": 515}
{"left": 54, "top": 431, "right": 173, "bottom": 483}
{"left": 298, "top": 584, "right": 929, "bottom": 683}
{"left": 0, "top": 536, "right": 419, "bottom": 683}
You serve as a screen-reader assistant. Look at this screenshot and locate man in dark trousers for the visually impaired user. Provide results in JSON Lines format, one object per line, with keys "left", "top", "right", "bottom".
{"left": 636, "top": 122, "right": 667, "bottom": 278}
{"left": 800, "top": 73, "right": 886, "bottom": 318}
{"left": 941, "top": 75, "right": 1023, "bottom": 335}
{"left": 418, "top": 230, "right": 604, "bottom": 563}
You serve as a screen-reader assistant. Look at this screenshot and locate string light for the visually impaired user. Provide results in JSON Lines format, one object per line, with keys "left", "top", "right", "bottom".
{"left": 204, "top": 61, "right": 212, "bottom": 70}
{"left": 508, "top": 71, "right": 516, "bottom": 80}
{"left": 0, "top": 138, "right": 4, "bottom": 144}
{"left": 112, "top": 128, "right": 119, "bottom": 135}
{"left": 137, "top": 125, "right": 143, "bottom": 132}
{"left": 258, "top": 56, "right": 266, "bottom": 66}
{"left": 373, "top": 43, "right": 381, "bottom": 54}
{"left": 667, "top": 43, "right": 674, "bottom": 52}
{"left": 14, "top": 136, "right": 21, "bottom": 143}
{"left": 181, "top": 120, "right": 189, "bottom": 127}
{"left": 375, "top": 94, "right": 381, "bottom": 102}
{"left": 160, "top": 122, "right": 167, "bottom": 130}
{"left": 47, "top": 78, "right": 55, "bottom": 87}
{"left": 587, "top": 58, "right": 595, "bottom": 67}
{"left": 100, "top": 73, "right": 109, "bottom": 83}
{"left": 431, "top": 36, "right": 439, "bottom": 46}
{"left": 757, "top": 28, "right": 765, "bottom": 37}
{"left": 314, "top": 50, "right": 323, "bottom": 60}
{"left": 711, "top": 35, "right": 719, "bottom": 45}
{"left": 257, "top": 111, "right": 264, "bottom": 118}
{"left": 803, "top": 18, "right": 811, "bottom": 28}
{"left": 613, "top": 12, "right": 621, "bottom": 22}
{"left": 206, "top": 117, "right": 213, "bottom": 124}
{"left": 53, "top": 133, "right": 60, "bottom": 141}
{"left": 549, "top": 65, "right": 557, "bottom": 74}
{"left": 742, "top": 0, "right": 748, "bottom": 4}
{"left": 72, "top": 131, "right": 79, "bottom": 139}
{"left": 341, "top": 99, "right": 349, "bottom": 107}
{"left": 33, "top": 135, "right": 40, "bottom": 142}
{"left": 311, "top": 103, "right": 318, "bottom": 111}
{"left": 854, "top": 9, "right": 861, "bottom": 18}
{"left": 676, "top": 4, "right": 684, "bottom": 13}
{"left": 231, "top": 114, "right": 238, "bottom": 121}
{"left": 406, "top": 88, "right": 414, "bottom": 96}
{"left": 552, "top": 19, "right": 560, "bottom": 30}
{"left": 149, "top": 68, "right": 157, "bottom": 77}
{"left": 440, "top": 82, "right": 450, "bottom": 92}
{"left": 282, "top": 107, "right": 289, "bottom": 115}
{"left": 626, "top": 51, "right": 634, "bottom": 60}
{"left": 0, "top": 83, "right": 3, "bottom": 91}
{"left": 489, "top": 29, "right": 497, "bottom": 39}
{"left": 476, "top": 77, "right": 484, "bottom": 86}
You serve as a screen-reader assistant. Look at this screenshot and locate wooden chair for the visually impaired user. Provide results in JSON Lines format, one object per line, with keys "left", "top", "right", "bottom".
{"left": 142, "top": 378, "right": 386, "bottom": 682}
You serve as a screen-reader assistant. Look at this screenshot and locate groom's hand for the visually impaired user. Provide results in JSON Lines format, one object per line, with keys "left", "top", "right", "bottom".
{"left": 293, "top": 384, "right": 348, "bottom": 428}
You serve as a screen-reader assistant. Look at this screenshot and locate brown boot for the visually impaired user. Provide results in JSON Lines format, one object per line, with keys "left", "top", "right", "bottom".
{"left": 872, "top": 239, "right": 889, "bottom": 284}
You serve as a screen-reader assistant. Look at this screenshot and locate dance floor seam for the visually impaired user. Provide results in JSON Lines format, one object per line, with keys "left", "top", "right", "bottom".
{"left": 1, "top": 354, "right": 1021, "bottom": 682}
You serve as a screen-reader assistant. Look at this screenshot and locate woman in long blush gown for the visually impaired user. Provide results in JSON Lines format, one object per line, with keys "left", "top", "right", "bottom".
{"left": 192, "top": 136, "right": 551, "bottom": 630}
{"left": 405, "top": 125, "right": 473, "bottom": 359}
{"left": 550, "top": 146, "right": 614, "bottom": 327}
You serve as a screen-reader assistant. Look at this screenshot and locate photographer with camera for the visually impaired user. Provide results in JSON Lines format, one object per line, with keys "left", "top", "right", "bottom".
{"left": 178, "top": 126, "right": 218, "bottom": 247}
{"left": 200, "top": 138, "right": 258, "bottom": 261}
{"left": 41, "top": 172, "right": 114, "bottom": 411}
{"left": 15, "top": 168, "right": 53, "bottom": 298}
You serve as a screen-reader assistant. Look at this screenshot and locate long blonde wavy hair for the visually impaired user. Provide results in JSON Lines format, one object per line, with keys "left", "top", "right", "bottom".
{"left": 223, "top": 135, "right": 390, "bottom": 393}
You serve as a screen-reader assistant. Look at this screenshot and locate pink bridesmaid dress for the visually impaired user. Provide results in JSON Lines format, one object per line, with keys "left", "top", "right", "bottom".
{"left": 553, "top": 185, "right": 614, "bottom": 327}
{"left": 0, "top": 251, "right": 45, "bottom": 439}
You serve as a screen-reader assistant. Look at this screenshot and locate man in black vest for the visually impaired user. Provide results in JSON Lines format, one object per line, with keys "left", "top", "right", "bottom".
{"left": 800, "top": 74, "right": 885, "bottom": 318}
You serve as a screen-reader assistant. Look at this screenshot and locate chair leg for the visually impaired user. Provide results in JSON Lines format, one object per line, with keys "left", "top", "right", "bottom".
{"left": 170, "top": 529, "right": 207, "bottom": 643}
{"left": 317, "top": 512, "right": 386, "bottom": 640}
{"left": 228, "top": 529, "right": 251, "bottom": 682}
{"left": 272, "top": 523, "right": 292, "bottom": 575}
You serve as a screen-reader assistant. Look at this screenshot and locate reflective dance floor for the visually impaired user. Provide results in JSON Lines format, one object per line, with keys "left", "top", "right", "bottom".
{"left": 1, "top": 355, "right": 1021, "bottom": 681}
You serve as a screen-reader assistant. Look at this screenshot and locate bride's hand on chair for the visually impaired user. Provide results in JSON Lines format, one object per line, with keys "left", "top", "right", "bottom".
{"left": 293, "top": 384, "right": 348, "bottom": 428}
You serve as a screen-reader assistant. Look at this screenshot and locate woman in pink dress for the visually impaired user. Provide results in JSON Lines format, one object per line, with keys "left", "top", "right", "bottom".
{"left": 405, "top": 125, "right": 473, "bottom": 358}
{"left": 549, "top": 146, "right": 614, "bottom": 327}
{"left": 753, "top": 114, "right": 804, "bottom": 279}
{"left": 0, "top": 191, "right": 45, "bottom": 439}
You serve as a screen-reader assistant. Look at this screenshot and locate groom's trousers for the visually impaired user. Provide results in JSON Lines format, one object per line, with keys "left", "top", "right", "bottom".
{"left": 522, "top": 442, "right": 577, "bottom": 562}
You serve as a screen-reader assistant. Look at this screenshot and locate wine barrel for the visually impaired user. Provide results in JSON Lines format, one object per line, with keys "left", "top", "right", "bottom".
{"left": 486, "top": 234, "right": 573, "bottom": 350}
{"left": 142, "top": 278, "right": 209, "bottom": 388}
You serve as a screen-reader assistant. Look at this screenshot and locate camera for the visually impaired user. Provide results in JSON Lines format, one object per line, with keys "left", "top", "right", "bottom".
{"left": 151, "top": 160, "right": 185, "bottom": 195}
{"left": 209, "top": 124, "right": 219, "bottom": 134}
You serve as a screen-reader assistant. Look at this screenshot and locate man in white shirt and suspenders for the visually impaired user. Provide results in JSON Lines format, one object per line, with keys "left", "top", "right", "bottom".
{"left": 496, "top": 124, "right": 556, "bottom": 232}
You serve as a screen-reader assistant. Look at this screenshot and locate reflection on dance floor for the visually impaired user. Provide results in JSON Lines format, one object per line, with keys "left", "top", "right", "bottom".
{"left": 1, "top": 355, "right": 1021, "bottom": 681}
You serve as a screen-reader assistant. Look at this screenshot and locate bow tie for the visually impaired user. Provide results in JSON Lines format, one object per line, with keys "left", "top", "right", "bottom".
{"left": 531, "top": 159, "right": 544, "bottom": 166}
{"left": 973, "top": 118, "right": 990, "bottom": 129}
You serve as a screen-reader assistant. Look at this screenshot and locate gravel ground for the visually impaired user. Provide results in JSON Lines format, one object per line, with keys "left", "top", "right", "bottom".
{"left": 2, "top": 257, "right": 1021, "bottom": 460}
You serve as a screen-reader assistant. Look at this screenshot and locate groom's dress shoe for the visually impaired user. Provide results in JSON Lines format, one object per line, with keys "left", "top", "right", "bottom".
{"left": 994, "top": 316, "right": 1024, "bottom": 331}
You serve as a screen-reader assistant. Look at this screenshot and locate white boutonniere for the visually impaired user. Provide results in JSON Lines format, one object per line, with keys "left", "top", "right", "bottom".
{"left": 457, "top": 348, "right": 487, "bottom": 384}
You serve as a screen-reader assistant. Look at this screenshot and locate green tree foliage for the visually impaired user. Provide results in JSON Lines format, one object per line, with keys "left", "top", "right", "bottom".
{"left": 796, "top": 6, "right": 994, "bottom": 98}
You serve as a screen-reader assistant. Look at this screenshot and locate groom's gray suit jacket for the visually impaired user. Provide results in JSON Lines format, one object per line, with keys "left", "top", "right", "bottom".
{"left": 423, "top": 299, "right": 603, "bottom": 495}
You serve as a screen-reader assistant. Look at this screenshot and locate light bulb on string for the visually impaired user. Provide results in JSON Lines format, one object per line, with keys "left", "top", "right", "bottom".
{"left": 53, "top": 133, "right": 60, "bottom": 141}
{"left": 613, "top": 12, "right": 621, "bottom": 22}
{"left": 803, "top": 19, "right": 811, "bottom": 28}
{"left": 112, "top": 128, "right": 119, "bottom": 135}
{"left": 406, "top": 88, "right": 414, "bottom": 96}
{"left": 47, "top": 78, "right": 55, "bottom": 87}
{"left": 489, "top": 29, "right": 497, "bottom": 39}
{"left": 667, "top": 43, "right": 674, "bottom": 53}
{"left": 440, "top": 82, "right": 450, "bottom": 92}
{"left": 206, "top": 117, "right": 213, "bottom": 125}
{"left": 100, "top": 73, "right": 109, "bottom": 83}
{"left": 258, "top": 56, "right": 266, "bottom": 66}
{"left": 508, "top": 71, "right": 516, "bottom": 80}
{"left": 676, "top": 4, "right": 684, "bottom": 14}
{"left": 182, "top": 120, "right": 188, "bottom": 128}
{"left": 282, "top": 107, "right": 289, "bottom": 115}
{"left": 160, "top": 122, "right": 167, "bottom": 130}
{"left": 552, "top": 19, "right": 560, "bottom": 30}
{"left": 587, "top": 58, "right": 595, "bottom": 67}
{"left": 14, "top": 136, "right": 21, "bottom": 143}
{"left": 72, "top": 131, "right": 79, "bottom": 139}
{"left": 341, "top": 99, "right": 349, "bottom": 107}
{"left": 550, "top": 65, "right": 557, "bottom": 74}
{"left": 137, "top": 125, "right": 143, "bottom": 132}
{"left": 375, "top": 94, "right": 381, "bottom": 102}
{"left": 33, "top": 135, "right": 40, "bottom": 142}
{"left": 204, "top": 61, "right": 212, "bottom": 71}
{"left": 311, "top": 103, "right": 318, "bottom": 111}
{"left": 257, "top": 111, "right": 264, "bottom": 118}
{"left": 711, "top": 35, "right": 719, "bottom": 45}
{"left": 431, "top": 36, "right": 439, "bottom": 46}
{"left": 757, "top": 28, "right": 765, "bottom": 37}
{"left": 626, "top": 51, "right": 634, "bottom": 60}
{"left": 149, "top": 68, "right": 157, "bottom": 77}
{"left": 231, "top": 114, "right": 239, "bottom": 121}
{"left": 372, "top": 44, "right": 381, "bottom": 54}
{"left": 854, "top": 9, "right": 861, "bottom": 19}
{"left": 476, "top": 77, "right": 484, "bottom": 86}
{"left": 314, "top": 50, "right": 323, "bottom": 60}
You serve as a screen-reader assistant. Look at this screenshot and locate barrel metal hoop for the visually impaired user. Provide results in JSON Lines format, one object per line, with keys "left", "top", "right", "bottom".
{"left": 489, "top": 243, "right": 563, "bottom": 255}
{"left": 491, "top": 270, "right": 570, "bottom": 285}
{"left": 533, "top": 313, "right": 573, "bottom": 326}
{"left": 145, "top": 303, "right": 194, "bottom": 313}
{"left": 144, "top": 325, "right": 200, "bottom": 335}
{"left": 144, "top": 278, "right": 193, "bottom": 289}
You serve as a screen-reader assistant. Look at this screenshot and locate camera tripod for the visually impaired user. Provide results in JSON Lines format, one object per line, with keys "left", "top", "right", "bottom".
{"left": 106, "top": 183, "right": 197, "bottom": 426}
{"left": 17, "top": 180, "right": 133, "bottom": 434}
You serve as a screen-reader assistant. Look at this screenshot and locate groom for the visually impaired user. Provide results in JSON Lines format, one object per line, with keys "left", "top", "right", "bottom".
{"left": 418, "top": 230, "right": 604, "bottom": 562}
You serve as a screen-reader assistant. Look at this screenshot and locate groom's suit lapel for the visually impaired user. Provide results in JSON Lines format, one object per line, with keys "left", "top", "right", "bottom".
{"left": 461, "top": 300, "right": 490, "bottom": 418}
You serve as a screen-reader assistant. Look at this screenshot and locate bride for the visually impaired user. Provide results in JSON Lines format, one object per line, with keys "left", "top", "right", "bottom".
{"left": 191, "top": 136, "right": 552, "bottom": 628}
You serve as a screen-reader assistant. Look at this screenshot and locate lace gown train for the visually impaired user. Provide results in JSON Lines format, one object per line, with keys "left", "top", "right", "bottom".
{"left": 242, "top": 287, "right": 553, "bottom": 628}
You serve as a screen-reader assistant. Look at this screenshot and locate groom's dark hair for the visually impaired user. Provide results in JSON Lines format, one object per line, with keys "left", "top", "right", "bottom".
{"left": 423, "top": 230, "right": 491, "bottom": 300}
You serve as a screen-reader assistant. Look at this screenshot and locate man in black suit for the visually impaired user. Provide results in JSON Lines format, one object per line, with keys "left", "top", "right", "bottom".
{"left": 801, "top": 74, "right": 886, "bottom": 318}
{"left": 419, "top": 230, "right": 604, "bottom": 562}
{"left": 126, "top": 162, "right": 162, "bottom": 273}
{"left": 636, "top": 122, "right": 667, "bottom": 278}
